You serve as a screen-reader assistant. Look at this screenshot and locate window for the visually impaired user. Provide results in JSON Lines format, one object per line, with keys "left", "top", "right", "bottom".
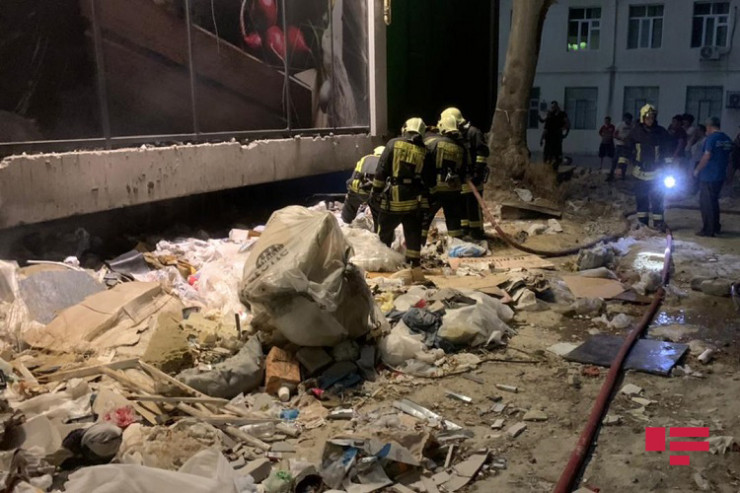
{"left": 686, "top": 86, "right": 723, "bottom": 122}
{"left": 691, "top": 2, "right": 730, "bottom": 47}
{"left": 628, "top": 5, "right": 663, "bottom": 49}
{"left": 528, "top": 87, "right": 541, "bottom": 129}
{"left": 565, "top": 87, "right": 598, "bottom": 129}
{"left": 567, "top": 8, "right": 601, "bottom": 51}
{"left": 623, "top": 86, "right": 659, "bottom": 121}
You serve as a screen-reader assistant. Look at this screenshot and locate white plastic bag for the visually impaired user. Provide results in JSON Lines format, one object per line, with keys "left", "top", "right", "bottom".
{"left": 378, "top": 321, "right": 428, "bottom": 367}
{"left": 438, "top": 299, "right": 512, "bottom": 347}
{"left": 61, "top": 449, "right": 256, "bottom": 493}
{"left": 342, "top": 227, "right": 405, "bottom": 272}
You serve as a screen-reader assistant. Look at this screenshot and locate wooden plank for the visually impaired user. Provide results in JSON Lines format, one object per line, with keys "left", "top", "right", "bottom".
{"left": 11, "top": 361, "right": 39, "bottom": 385}
{"left": 223, "top": 425, "right": 271, "bottom": 452}
{"left": 500, "top": 201, "right": 562, "bottom": 220}
{"left": 100, "top": 367, "right": 205, "bottom": 419}
{"left": 40, "top": 359, "right": 139, "bottom": 383}
{"left": 126, "top": 394, "right": 229, "bottom": 405}
{"left": 138, "top": 361, "right": 250, "bottom": 418}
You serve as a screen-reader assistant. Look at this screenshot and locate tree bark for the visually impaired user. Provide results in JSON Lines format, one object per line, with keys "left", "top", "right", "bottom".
{"left": 489, "top": 0, "right": 554, "bottom": 180}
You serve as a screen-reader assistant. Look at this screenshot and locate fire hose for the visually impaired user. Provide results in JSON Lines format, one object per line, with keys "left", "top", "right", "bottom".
{"left": 467, "top": 179, "right": 674, "bottom": 492}
{"left": 467, "top": 180, "right": 631, "bottom": 257}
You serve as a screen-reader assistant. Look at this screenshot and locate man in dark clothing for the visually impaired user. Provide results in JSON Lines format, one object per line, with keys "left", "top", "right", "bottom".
{"left": 371, "top": 117, "right": 434, "bottom": 266}
{"left": 421, "top": 114, "right": 468, "bottom": 244}
{"left": 667, "top": 114, "right": 687, "bottom": 163}
{"left": 341, "top": 146, "right": 385, "bottom": 226}
{"left": 540, "top": 101, "right": 570, "bottom": 168}
{"left": 626, "top": 104, "right": 671, "bottom": 231}
{"left": 693, "top": 116, "right": 732, "bottom": 237}
{"left": 441, "top": 107, "right": 490, "bottom": 240}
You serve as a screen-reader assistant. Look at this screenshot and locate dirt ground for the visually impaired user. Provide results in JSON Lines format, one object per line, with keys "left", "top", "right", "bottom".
{"left": 296, "top": 172, "right": 740, "bottom": 492}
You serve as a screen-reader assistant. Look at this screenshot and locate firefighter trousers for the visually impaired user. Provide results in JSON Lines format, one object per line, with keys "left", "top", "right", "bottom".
{"left": 341, "top": 190, "right": 377, "bottom": 227}
{"left": 376, "top": 209, "right": 423, "bottom": 266}
{"left": 634, "top": 178, "right": 664, "bottom": 227}
{"left": 421, "top": 192, "right": 464, "bottom": 245}
{"left": 461, "top": 190, "right": 484, "bottom": 239}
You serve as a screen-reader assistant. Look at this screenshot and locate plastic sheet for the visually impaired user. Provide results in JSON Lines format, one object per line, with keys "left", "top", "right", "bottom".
{"left": 378, "top": 321, "right": 431, "bottom": 367}
{"left": 447, "top": 238, "right": 487, "bottom": 258}
{"left": 438, "top": 295, "right": 513, "bottom": 347}
{"left": 342, "top": 227, "right": 405, "bottom": 272}
{"left": 240, "top": 206, "right": 374, "bottom": 347}
{"left": 61, "top": 449, "right": 256, "bottom": 493}
{"left": 0, "top": 260, "right": 42, "bottom": 351}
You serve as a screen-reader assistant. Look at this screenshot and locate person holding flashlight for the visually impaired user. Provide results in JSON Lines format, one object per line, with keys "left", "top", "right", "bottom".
{"left": 627, "top": 104, "right": 671, "bottom": 231}
{"left": 693, "top": 116, "right": 732, "bottom": 237}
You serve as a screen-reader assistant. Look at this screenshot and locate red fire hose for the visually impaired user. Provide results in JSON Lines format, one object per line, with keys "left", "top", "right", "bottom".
{"left": 468, "top": 180, "right": 674, "bottom": 492}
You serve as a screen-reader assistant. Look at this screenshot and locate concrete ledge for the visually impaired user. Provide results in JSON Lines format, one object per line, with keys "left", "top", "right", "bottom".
{"left": 0, "top": 134, "right": 378, "bottom": 229}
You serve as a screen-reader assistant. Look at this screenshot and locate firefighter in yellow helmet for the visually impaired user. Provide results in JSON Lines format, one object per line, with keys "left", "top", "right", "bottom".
{"left": 371, "top": 117, "right": 435, "bottom": 266}
{"left": 626, "top": 104, "right": 671, "bottom": 231}
{"left": 341, "top": 145, "right": 385, "bottom": 227}
{"left": 421, "top": 114, "right": 468, "bottom": 244}
{"left": 441, "top": 107, "right": 490, "bottom": 240}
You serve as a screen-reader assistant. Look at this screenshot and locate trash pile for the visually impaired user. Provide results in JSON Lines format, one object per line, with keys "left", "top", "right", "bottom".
{"left": 0, "top": 189, "right": 736, "bottom": 492}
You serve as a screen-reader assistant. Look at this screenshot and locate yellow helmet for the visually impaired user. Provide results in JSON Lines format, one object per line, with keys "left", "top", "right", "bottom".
{"left": 402, "top": 117, "right": 426, "bottom": 136}
{"left": 438, "top": 114, "right": 459, "bottom": 135}
{"left": 373, "top": 146, "right": 385, "bottom": 156}
{"left": 639, "top": 104, "right": 657, "bottom": 123}
{"left": 441, "top": 107, "right": 465, "bottom": 126}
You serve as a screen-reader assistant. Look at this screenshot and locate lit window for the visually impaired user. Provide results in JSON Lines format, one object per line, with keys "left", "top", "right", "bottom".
{"left": 567, "top": 7, "right": 601, "bottom": 51}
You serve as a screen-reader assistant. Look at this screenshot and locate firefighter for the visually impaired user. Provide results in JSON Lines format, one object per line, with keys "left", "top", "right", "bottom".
{"left": 371, "top": 117, "right": 433, "bottom": 266}
{"left": 627, "top": 104, "right": 671, "bottom": 231}
{"left": 421, "top": 114, "right": 467, "bottom": 244}
{"left": 340, "top": 145, "right": 385, "bottom": 227}
{"left": 441, "top": 107, "right": 489, "bottom": 240}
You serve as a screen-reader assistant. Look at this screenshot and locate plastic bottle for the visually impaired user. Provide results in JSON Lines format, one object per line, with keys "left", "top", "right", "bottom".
{"left": 278, "top": 385, "right": 291, "bottom": 402}
{"left": 239, "top": 422, "right": 276, "bottom": 439}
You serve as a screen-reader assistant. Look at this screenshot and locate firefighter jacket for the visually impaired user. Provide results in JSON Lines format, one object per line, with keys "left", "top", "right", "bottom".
{"left": 627, "top": 122, "right": 670, "bottom": 181}
{"left": 425, "top": 133, "right": 468, "bottom": 194}
{"left": 460, "top": 124, "right": 490, "bottom": 193}
{"left": 347, "top": 154, "right": 379, "bottom": 198}
{"left": 372, "top": 133, "right": 433, "bottom": 213}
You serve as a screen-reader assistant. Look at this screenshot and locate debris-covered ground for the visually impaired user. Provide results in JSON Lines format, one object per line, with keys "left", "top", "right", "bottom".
{"left": 0, "top": 167, "right": 738, "bottom": 493}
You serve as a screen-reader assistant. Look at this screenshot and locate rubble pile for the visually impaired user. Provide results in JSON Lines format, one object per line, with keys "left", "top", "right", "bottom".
{"left": 0, "top": 181, "right": 738, "bottom": 492}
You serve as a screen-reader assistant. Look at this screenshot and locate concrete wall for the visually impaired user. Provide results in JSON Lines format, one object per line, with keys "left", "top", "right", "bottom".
{"left": 499, "top": 0, "right": 740, "bottom": 154}
{"left": 0, "top": 134, "right": 379, "bottom": 229}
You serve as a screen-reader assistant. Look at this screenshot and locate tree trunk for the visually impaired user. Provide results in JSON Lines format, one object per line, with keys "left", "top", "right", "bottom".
{"left": 489, "top": 0, "right": 554, "bottom": 180}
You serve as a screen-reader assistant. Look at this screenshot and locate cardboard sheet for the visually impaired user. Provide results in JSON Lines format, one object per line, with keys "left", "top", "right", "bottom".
{"left": 23, "top": 282, "right": 180, "bottom": 353}
{"left": 489, "top": 254, "right": 555, "bottom": 270}
{"left": 426, "top": 274, "right": 511, "bottom": 300}
{"left": 561, "top": 275, "right": 626, "bottom": 299}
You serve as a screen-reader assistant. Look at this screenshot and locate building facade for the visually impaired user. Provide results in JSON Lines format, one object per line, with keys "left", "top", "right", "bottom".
{"left": 499, "top": 0, "right": 740, "bottom": 155}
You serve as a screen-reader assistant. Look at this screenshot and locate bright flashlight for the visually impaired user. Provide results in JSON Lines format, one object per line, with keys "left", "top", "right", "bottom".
{"left": 663, "top": 175, "right": 676, "bottom": 189}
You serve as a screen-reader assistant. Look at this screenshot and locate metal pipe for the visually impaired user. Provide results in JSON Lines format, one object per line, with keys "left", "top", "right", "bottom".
{"left": 90, "top": 0, "right": 112, "bottom": 148}
{"left": 184, "top": 0, "right": 200, "bottom": 135}
{"left": 280, "top": 0, "right": 292, "bottom": 131}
